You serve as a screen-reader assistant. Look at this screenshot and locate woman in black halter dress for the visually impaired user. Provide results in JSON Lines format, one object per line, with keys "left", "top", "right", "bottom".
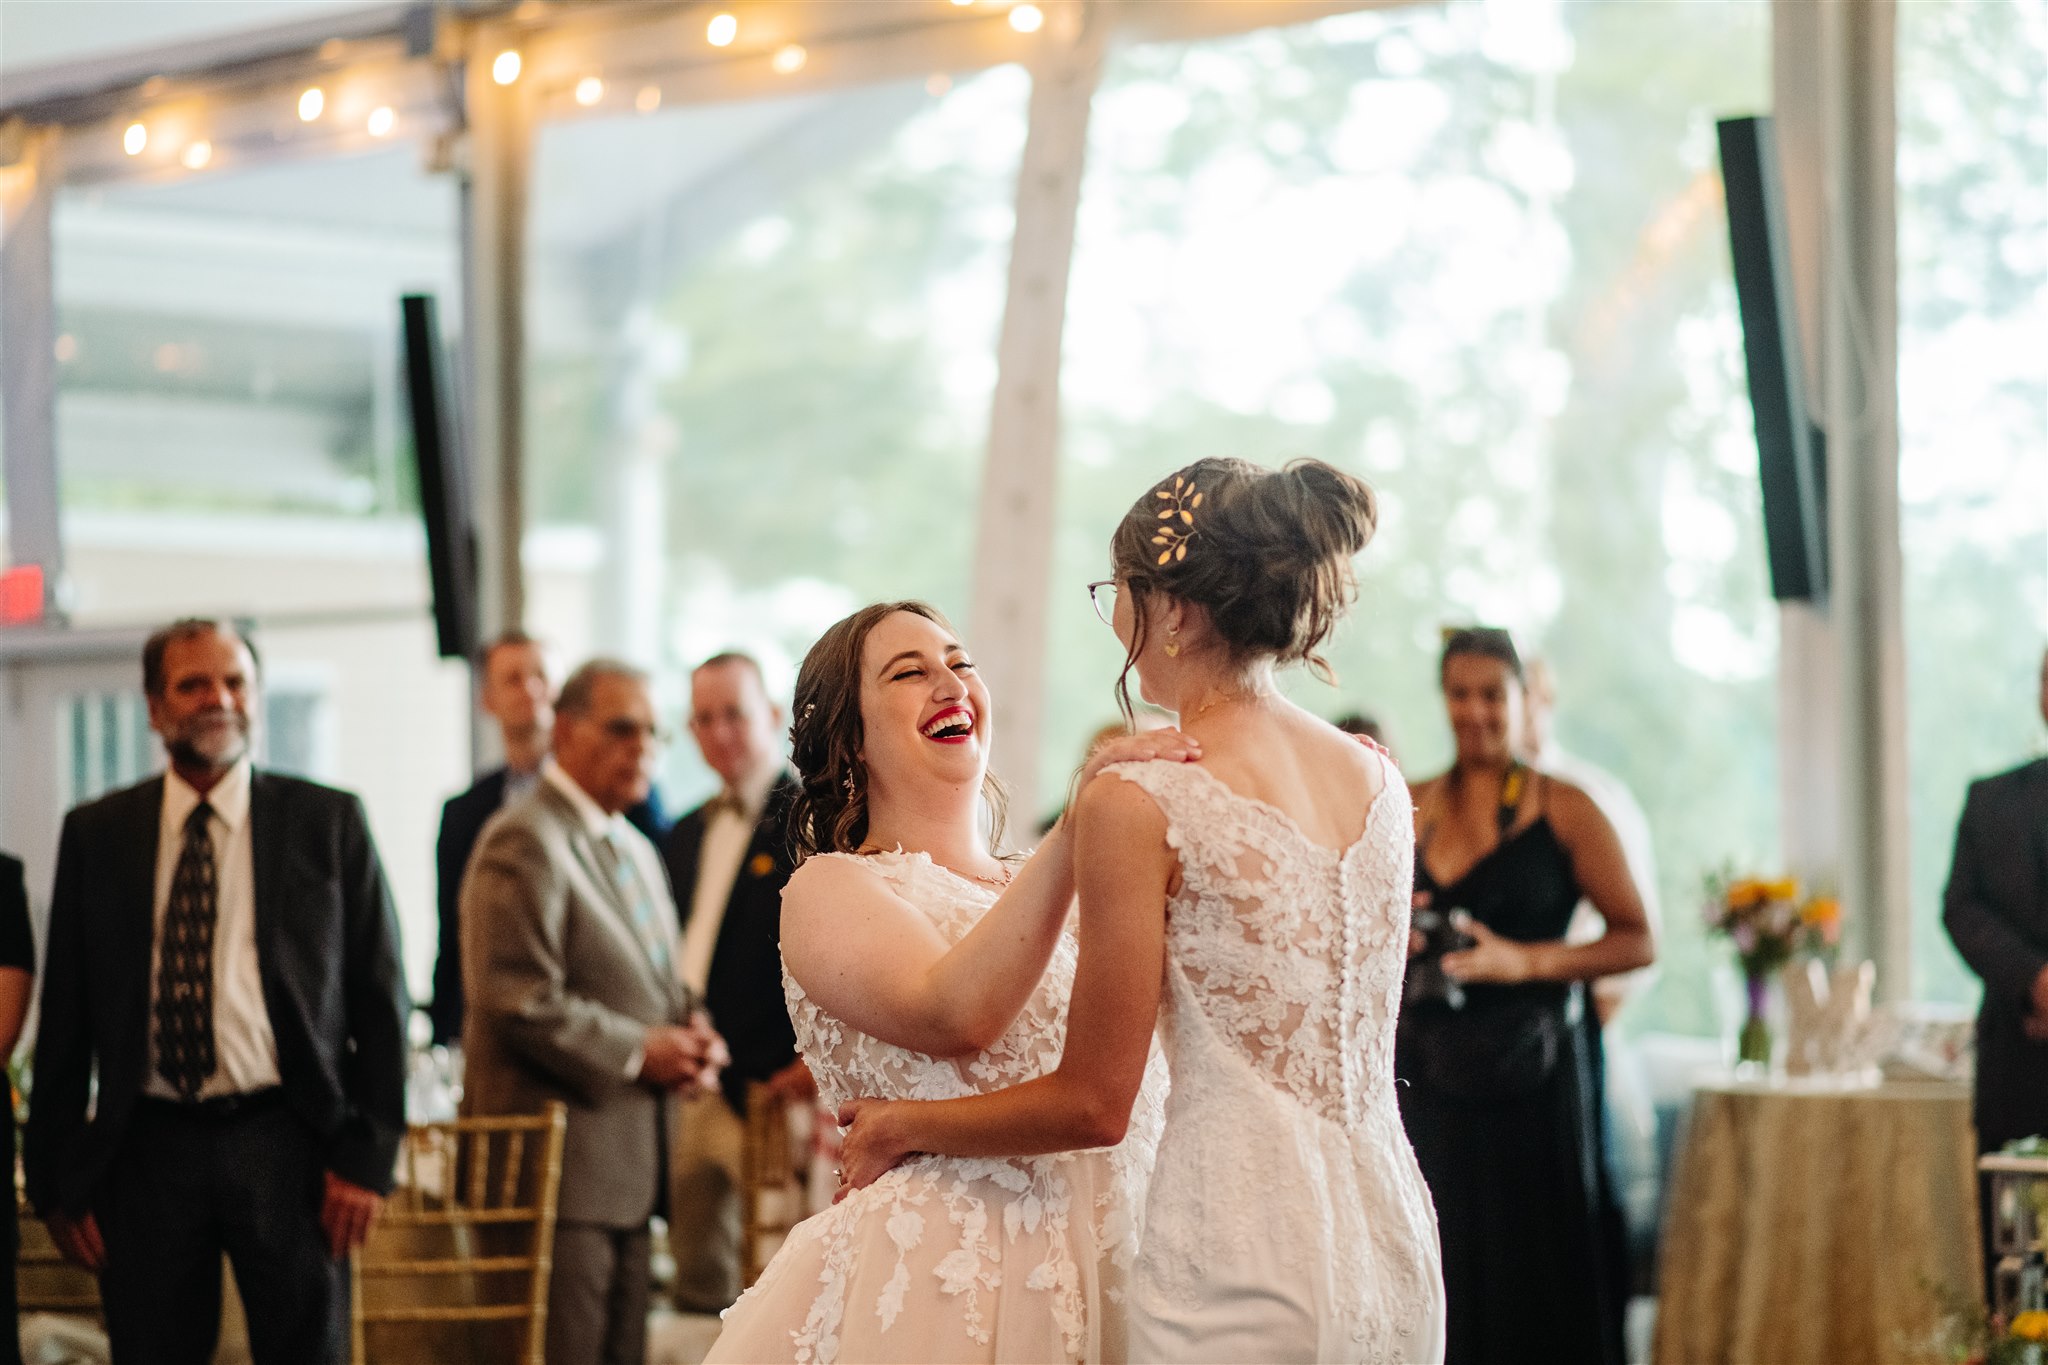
{"left": 1396, "top": 630, "right": 1654, "bottom": 1365}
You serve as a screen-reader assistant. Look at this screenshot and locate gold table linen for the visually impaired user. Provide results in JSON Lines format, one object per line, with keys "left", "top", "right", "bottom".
{"left": 1653, "top": 1076, "right": 1980, "bottom": 1365}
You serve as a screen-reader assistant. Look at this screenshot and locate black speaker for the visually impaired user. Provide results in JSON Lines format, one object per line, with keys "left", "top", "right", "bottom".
{"left": 400, "top": 294, "right": 480, "bottom": 660}
{"left": 1717, "top": 115, "right": 1829, "bottom": 604}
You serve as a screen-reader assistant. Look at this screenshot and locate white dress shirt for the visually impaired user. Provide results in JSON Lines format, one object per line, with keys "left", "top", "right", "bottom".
{"left": 680, "top": 761, "right": 783, "bottom": 998}
{"left": 148, "top": 759, "right": 281, "bottom": 1100}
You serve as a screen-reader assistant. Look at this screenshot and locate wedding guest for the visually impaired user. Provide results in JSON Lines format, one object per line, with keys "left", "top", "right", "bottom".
{"left": 25, "top": 619, "right": 409, "bottom": 1365}
{"left": 659, "top": 652, "right": 807, "bottom": 1312}
{"left": 1398, "top": 626, "right": 1652, "bottom": 1365}
{"left": 0, "top": 851, "right": 33, "bottom": 1365}
{"left": 1943, "top": 645, "right": 2048, "bottom": 1303}
{"left": 459, "top": 659, "right": 721, "bottom": 1365}
{"left": 432, "top": 630, "right": 669, "bottom": 1044}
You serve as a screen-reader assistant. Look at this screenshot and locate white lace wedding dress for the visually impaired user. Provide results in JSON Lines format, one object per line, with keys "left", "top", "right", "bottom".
{"left": 705, "top": 849, "right": 1167, "bottom": 1365}
{"left": 1106, "top": 757, "right": 1446, "bottom": 1364}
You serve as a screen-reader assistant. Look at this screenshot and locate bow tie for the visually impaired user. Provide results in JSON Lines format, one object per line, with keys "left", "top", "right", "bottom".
{"left": 704, "top": 791, "right": 747, "bottom": 821}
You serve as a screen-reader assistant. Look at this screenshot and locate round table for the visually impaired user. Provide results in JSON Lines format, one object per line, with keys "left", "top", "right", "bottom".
{"left": 1652, "top": 1073, "right": 1980, "bottom": 1364}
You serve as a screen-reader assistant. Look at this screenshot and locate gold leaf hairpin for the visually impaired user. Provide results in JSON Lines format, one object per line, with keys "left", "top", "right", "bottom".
{"left": 1150, "top": 475, "right": 1203, "bottom": 566}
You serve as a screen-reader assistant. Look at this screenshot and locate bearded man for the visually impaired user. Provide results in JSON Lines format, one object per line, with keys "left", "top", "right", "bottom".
{"left": 25, "top": 617, "right": 409, "bottom": 1365}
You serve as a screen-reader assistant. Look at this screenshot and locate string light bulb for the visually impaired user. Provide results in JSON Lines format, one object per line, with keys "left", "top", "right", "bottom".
{"left": 1008, "top": 4, "right": 1044, "bottom": 33}
{"left": 950, "top": 0, "right": 974, "bottom": 6}
{"left": 706, "top": 13, "right": 738, "bottom": 46}
{"left": 635, "top": 85, "right": 662, "bottom": 113}
{"left": 492, "top": 50, "right": 522, "bottom": 84}
{"left": 575, "top": 76, "right": 605, "bottom": 106}
{"left": 299, "top": 87, "right": 325, "bottom": 120}
{"left": 122, "top": 123, "right": 148, "bottom": 155}
{"left": 368, "top": 106, "right": 396, "bottom": 137}
{"left": 772, "top": 44, "right": 807, "bottom": 74}
{"left": 181, "top": 140, "right": 212, "bottom": 169}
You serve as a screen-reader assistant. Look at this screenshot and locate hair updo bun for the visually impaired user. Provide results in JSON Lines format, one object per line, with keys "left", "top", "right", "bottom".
{"left": 1109, "top": 457, "right": 1377, "bottom": 695}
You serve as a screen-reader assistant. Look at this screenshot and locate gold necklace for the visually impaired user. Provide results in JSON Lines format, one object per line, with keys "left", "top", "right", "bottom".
{"left": 1185, "top": 688, "right": 1278, "bottom": 724}
{"left": 951, "top": 860, "right": 1015, "bottom": 889}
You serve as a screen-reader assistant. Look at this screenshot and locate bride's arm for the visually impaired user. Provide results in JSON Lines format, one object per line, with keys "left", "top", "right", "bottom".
{"left": 837, "top": 774, "right": 1172, "bottom": 1179}
{"left": 783, "top": 736, "right": 1191, "bottom": 1060}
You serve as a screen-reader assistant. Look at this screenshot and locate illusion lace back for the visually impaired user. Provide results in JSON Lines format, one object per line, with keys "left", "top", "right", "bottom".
{"left": 1106, "top": 758, "right": 1446, "bottom": 1365}
{"left": 705, "top": 849, "right": 1166, "bottom": 1365}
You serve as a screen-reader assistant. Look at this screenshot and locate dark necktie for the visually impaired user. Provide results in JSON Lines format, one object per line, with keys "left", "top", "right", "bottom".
{"left": 155, "top": 802, "right": 220, "bottom": 1100}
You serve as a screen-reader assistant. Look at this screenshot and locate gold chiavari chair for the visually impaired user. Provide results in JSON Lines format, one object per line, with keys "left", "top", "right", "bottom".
{"left": 15, "top": 1202, "right": 101, "bottom": 1320}
{"left": 738, "top": 1083, "right": 809, "bottom": 1287}
{"left": 349, "top": 1102, "right": 567, "bottom": 1365}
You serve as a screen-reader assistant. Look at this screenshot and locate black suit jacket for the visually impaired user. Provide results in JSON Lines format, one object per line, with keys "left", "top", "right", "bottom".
{"left": 24, "top": 771, "right": 411, "bottom": 1217}
{"left": 661, "top": 776, "right": 801, "bottom": 1115}
{"left": 0, "top": 852, "right": 29, "bottom": 971}
{"left": 432, "top": 768, "right": 667, "bottom": 1043}
{"left": 1943, "top": 756, "right": 2048, "bottom": 1142}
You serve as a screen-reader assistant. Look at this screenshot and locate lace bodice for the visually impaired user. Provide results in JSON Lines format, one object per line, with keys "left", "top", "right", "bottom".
{"left": 782, "top": 849, "right": 1081, "bottom": 1113}
{"left": 1106, "top": 759, "right": 1413, "bottom": 1127}
{"left": 728, "top": 848, "right": 1167, "bottom": 1364}
{"left": 1105, "top": 756, "right": 1442, "bottom": 1363}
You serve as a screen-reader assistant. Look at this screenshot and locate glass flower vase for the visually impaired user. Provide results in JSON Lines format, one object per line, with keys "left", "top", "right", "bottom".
{"left": 1737, "top": 970, "right": 1773, "bottom": 1066}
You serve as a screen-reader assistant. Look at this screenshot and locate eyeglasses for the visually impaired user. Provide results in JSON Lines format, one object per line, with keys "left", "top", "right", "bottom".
{"left": 598, "top": 717, "right": 671, "bottom": 746}
{"left": 1086, "top": 579, "right": 1119, "bottom": 628}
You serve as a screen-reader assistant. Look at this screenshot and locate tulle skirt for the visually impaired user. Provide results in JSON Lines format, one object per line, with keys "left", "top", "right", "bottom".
{"left": 705, "top": 1148, "right": 1141, "bottom": 1365}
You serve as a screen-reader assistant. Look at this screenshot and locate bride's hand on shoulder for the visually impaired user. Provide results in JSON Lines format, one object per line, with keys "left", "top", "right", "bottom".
{"left": 1345, "top": 729, "right": 1395, "bottom": 765}
{"left": 836, "top": 1097, "right": 913, "bottom": 1195}
{"left": 1078, "top": 727, "right": 1201, "bottom": 789}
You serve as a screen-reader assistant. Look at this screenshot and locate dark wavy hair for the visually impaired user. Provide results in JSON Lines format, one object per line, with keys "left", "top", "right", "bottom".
{"left": 786, "top": 600, "right": 1010, "bottom": 863}
{"left": 1438, "top": 626, "right": 1524, "bottom": 687}
{"left": 1108, "top": 457, "right": 1378, "bottom": 720}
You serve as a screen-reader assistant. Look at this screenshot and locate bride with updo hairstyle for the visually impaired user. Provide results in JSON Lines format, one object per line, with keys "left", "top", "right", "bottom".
{"left": 840, "top": 459, "right": 1448, "bottom": 1363}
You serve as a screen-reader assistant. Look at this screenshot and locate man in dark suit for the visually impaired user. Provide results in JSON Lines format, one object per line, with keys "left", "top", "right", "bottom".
{"left": 431, "top": 630, "right": 667, "bottom": 1044}
{"left": 1944, "top": 645, "right": 2048, "bottom": 1301}
{"left": 461, "top": 660, "right": 721, "bottom": 1365}
{"left": 25, "top": 618, "right": 409, "bottom": 1365}
{"left": 0, "top": 851, "right": 35, "bottom": 1365}
{"left": 660, "top": 652, "right": 808, "bottom": 1312}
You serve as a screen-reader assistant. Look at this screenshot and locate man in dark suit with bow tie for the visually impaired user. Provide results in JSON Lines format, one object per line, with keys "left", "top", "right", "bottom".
{"left": 25, "top": 618, "right": 409, "bottom": 1365}
{"left": 430, "top": 631, "right": 668, "bottom": 1044}
{"left": 1945, "top": 646, "right": 2048, "bottom": 1301}
{"left": 660, "top": 652, "right": 807, "bottom": 1312}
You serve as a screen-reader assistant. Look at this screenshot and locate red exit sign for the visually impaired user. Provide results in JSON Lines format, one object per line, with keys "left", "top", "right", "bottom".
{"left": 0, "top": 565, "right": 45, "bottom": 625}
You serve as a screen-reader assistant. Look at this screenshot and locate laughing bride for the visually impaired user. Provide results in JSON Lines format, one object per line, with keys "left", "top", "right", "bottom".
{"left": 703, "top": 600, "right": 1187, "bottom": 1365}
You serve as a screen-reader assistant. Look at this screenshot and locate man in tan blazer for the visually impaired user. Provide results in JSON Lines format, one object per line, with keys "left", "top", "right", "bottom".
{"left": 460, "top": 660, "right": 721, "bottom": 1365}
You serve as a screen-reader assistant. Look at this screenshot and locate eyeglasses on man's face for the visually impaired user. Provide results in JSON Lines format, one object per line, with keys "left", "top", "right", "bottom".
{"left": 1086, "top": 580, "right": 1120, "bottom": 628}
{"left": 596, "top": 716, "right": 671, "bottom": 747}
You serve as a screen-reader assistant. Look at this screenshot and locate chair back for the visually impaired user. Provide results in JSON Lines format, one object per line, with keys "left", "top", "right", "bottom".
{"left": 15, "top": 1205, "right": 102, "bottom": 1319}
{"left": 350, "top": 1102, "right": 568, "bottom": 1365}
{"left": 739, "top": 1084, "right": 810, "bottom": 1286}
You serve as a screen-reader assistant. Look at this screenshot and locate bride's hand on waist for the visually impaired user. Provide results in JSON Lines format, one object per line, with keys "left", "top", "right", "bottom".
{"left": 836, "top": 1097, "right": 914, "bottom": 1196}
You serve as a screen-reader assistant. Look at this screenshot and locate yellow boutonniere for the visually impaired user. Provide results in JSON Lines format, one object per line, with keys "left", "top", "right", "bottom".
{"left": 2012, "top": 1310, "right": 2048, "bottom": 1342}
{"left": 749, "top": 853, "right": 776, "bottom": 879}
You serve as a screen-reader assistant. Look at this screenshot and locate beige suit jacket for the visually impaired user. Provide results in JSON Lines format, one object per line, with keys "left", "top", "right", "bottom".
{"left": 458, "top": 781, "right": 687, "bottom": 1228}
